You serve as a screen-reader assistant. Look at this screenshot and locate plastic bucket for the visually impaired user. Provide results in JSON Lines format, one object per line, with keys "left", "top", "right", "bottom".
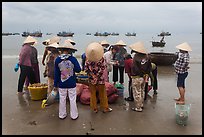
{"left": 175, "top": 103, "right": 191, "bottom": 126}
{"left": 114, "top": 83, "right": 124, "bottom": 97}
{"left": 28, "top": 86, "right": 48, "bottom": 101}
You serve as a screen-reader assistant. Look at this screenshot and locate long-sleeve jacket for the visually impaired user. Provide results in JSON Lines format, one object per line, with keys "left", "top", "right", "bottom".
{"left": 131, "top": 53, "right": 151, "bottom": 77}
{"left": 19, "top": 44, "right": 33, "bottom": 67}
{"left": 54, "top": 54, "right": 81, "bottom": 88}
{"left": 113, "top": 47, "right": 127, "bottom": 67}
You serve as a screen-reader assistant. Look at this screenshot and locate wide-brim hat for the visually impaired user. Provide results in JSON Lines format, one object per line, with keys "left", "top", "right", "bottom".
{"left": 115, "top": 40, "right": 126, "bottom": 46}
{"left": 85, "top": 42, "right": 104, "bottom": 62}
{"left": 23, "top": 36, "right": 37, "bottom": 45}
{"left": 176, "top": 42, "right": 192, "bottom": 51}
{"left": 65, "top": 39, "right": 76, "bottom": 45}
{"left": 42, "top": 39, "right": 50, "bottom": 45}
{"left": 100, "top": 40, "right": 109, "bottom": 46}
{"left": 49, "top": 36, "right": 61, "bottom": 45}
{"left": 46, "top": 42, "right": 59, "bottom": 48}
{"left": 129, "top": 41, "right": 147, "bottom": 54}
{"left": 57, "top": 41, "right": 77, "bottom": 51}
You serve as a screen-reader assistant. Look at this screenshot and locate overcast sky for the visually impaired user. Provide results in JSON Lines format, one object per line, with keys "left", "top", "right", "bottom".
{"left": 2, "top": 2, "right": 202, "bottom": 34}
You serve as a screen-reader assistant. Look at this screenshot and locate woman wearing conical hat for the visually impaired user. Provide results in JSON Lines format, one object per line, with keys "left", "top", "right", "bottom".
{"left": 42, "top": 36, "right": 61, "bottom": 77}
{"left": 54, "top": 41, "right": 81, "bottom": 120}
{"left": 173, "top": 42, "right": 192, "bottom": 105}
{"left": 24, "top": 37, "right": 41, "bottom": 90}
{"left": 44, "top": 42, "right": 60, "bottom": 95}
{"left": 84, "top": 42, "right": 112, "bottom": 113}
{"left": 129, "top": 41, "right": 151, "bottom": 112}
{"left": 17, "top": 36, "right": 37, "bottom": 95}
{"left": 112, "top": 40, "right": 127, "bottom": 85}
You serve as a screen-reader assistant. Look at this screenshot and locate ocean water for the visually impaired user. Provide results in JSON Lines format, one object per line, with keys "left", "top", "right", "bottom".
{"left": 2, "top": 32, "right": 202, "bottom": 63}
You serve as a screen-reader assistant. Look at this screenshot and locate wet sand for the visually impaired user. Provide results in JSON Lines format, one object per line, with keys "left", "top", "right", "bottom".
{"left": 2, "top": 58, "right": 202, "bottom": 135}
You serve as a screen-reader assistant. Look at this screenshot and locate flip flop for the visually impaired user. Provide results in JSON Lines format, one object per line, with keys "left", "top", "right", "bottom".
{"left": 131, "top": 107, "right": 142, "bottom": 112}
{"left": 176, "top": 100, "right": 185, "bottom": 105}
{"left": 103, "top": 108, "right": 112, "bottom": 113}
{"left": 174, "top": 98, "right": 180, "bottom": 101}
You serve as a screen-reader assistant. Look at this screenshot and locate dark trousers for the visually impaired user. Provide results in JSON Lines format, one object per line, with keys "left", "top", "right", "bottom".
{"left": 151, "top": 67, "right": 158, "bottom": 90}
{"left": 128, "top": 78, "right": 133, "bottom": 99}
{"left": 18, "top": 65, "right": 36, "bottom": 92}
{"left": 25, "top": 63, "right": 40, "bottom": 87}
{"left": 113, "top": 65, "right": 124, "bottom": 84}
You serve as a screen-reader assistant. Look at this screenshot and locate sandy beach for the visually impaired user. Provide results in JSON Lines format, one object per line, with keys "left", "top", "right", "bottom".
{"left": 2, "top": 58, "right": 202, "bottom": 135}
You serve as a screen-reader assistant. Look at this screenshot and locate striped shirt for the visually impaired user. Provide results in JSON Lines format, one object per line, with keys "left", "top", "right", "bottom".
{"left": 174, "top": 52, "right": 190, "bottom": 74}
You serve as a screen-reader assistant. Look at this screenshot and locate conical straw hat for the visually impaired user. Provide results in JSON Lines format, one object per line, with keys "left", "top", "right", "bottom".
{"left": 46, "top": 42, "right": 60, "bottom": 48}
{"left": 65, "top": 39, "right": 76, "bottom": 45}
{"left": 129, "top": 41, "right": 147, "bottom": 54}
{"left": 100, "top": 40, "right": 109, "bottom": 46}
{"left": 115, "top": 40, "right": 126, "bottom": 46}
{"left": 49, "top": 36, "right": 61, "bottom": 44}
{"left": 85, "top": 42, "right": 104, "bottom": 62}
{"left": 57, "top": 41, "right": 77, "bottom": 51}
{"left": 23, "top": 36, "right": 37, "bottom": 45}
{"left": 176, "top": 42, "right": 192, "bottom": 51}
{"left": 42, "top": 39, "right": 50, "bottom": 45}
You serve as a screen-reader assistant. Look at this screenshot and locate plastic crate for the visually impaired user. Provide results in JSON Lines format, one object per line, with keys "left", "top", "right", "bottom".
{"left": 28, "top": 85, "right": 48, "bottom": 101}
{"left": 175, "top": 103, "right": 191, "bottom": 126}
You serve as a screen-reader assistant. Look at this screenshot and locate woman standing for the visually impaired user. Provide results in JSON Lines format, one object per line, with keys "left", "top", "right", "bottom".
{"left": 54, "top": 41, "right": 81, "bottom": 120}
{"left": 112, "top": 40, "right": 127, "bottom": 85}
{"left": 24, "top": 41, "right": 40, "bottom": 89}
{"left": 129, "top": 41, "right": 151, "bottom": 112}
{"left": 45, "top": 42, "right": 60, "bottom": 94}
{"left": 17, "top": 36, "right": 37, "bottom": 95}
{"left": 85, "top": 42, "right": 112, "bottom": 113}
{"left": 42, "top": 36, "right": 61, "bottom": 77}
{"left": 173, "top": 42, "right": 192, "bottom": 105}
{"left": 103, "top": 46, "right": 117, "bottom": 82}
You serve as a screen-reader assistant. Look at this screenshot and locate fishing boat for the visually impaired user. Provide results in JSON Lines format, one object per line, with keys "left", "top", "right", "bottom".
{"left": 21, "top": 31, "right": 30, "bottom": 37}
{"left": 152, "top": 36, "right": 165, "bottom": 47}
{"left": 158, "top": 31, "right": 171, "bottom": 36}
{"left": 22, "top": 31, "right": 42, "bottom": 37}
{"left": 94, "top": 32, "right": 109, "bottom": 36}
{"left": 152, "top": 41, "right": 166, "bottom": 47}
{"left": 57, "top": 31, "right": 74, "bottom": 37}
{"left": 149, "top": 52, "right": 178, "bottom": 66}
{"left": 30, "top": 31, "right": 42, "bottom": 37}
{"left": 125, "top": 32, "right": 136, "bottom": 36}
{"left": 12, "top": 33, "right": 20, "bottom": 35}
{"left": 110, "top": 32, "right": 119, "bottom": 36}
{"left": 2, "top": 32, "right": 12, "bottom": 36}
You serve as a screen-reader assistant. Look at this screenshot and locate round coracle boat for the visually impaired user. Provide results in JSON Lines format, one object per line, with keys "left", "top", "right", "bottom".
{"left": 148, "top": 52, "right": 178, "bottom": 66}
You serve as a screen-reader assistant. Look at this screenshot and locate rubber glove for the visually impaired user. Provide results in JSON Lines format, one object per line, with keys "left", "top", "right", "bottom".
{"left": 14, "top": 63, "right": 19, "bottom": 72}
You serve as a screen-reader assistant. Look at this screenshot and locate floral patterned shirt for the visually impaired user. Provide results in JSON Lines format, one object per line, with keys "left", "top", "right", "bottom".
{"left": 84, "top": 57, "right": 106, "bottom": 85}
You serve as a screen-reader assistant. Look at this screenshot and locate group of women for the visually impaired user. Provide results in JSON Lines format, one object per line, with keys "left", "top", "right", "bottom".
{"left": 16, "top": 35, "right": 192, "bottom": 119}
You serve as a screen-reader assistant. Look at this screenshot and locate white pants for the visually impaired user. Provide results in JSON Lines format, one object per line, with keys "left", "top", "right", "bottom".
{"left": 59, "top": 87, "right": 78, "bottom": 119}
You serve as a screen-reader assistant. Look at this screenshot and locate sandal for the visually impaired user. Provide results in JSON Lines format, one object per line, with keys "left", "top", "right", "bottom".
{"left": 93, "top": 108, "right": 98, "bottom": 113}
{"left": 103, "top": 107, "right": 112, "bottom": 113}
{"left": 124, "top": 97, "right": 134, "bottom": 101}
{"left": 176, "top": 100, "right": 185, "bottom": 105}
{"left": 174, "top": 98, "right": 180, "bottom": 101}
{"left": 131, "top": 107, "right": 142, "bottom": 112}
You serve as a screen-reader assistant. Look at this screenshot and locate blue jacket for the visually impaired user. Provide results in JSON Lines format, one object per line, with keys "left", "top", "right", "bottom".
{"left": 54, "top": 54, "right": 81, "bottom": 88}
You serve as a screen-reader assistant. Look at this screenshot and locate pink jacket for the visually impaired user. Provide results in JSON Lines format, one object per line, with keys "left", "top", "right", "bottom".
{"left": 19, "top": 44, "right": 33, "bottom": 67}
